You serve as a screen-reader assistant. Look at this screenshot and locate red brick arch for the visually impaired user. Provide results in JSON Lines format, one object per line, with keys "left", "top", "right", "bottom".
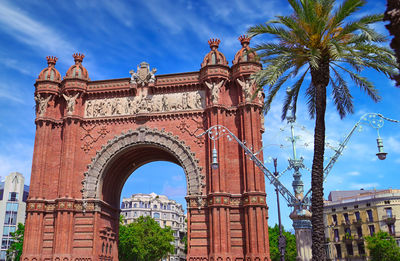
{"left": 22, "top": 38, "right": 271, "bottom": 261}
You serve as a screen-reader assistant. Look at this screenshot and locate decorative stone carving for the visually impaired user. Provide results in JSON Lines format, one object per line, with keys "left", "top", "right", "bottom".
{"left": 34, "top": 94, "right": 52, "bottom": 116}
{"left": 81, "top": 125, "right": 110, "bottom": 153}
{"left": 63, "top": 93, "right": 79, "bottom": 115}
{"left": 82, "top": 127, "right": 204, "bottom": 199}
{"left": 84, "top": 91, "right": 205, "bottom": 118}
{"left": 176, "top": 118, "right": 205, "bottom": 147}
{"left": 205, "top": 80, "right": 224, "bottom": 104}
{"left": 237, "top": 78, "right": 257, "bottom": 102}
{"left": 129, "top": 62, "right": 157, "bottom": 85}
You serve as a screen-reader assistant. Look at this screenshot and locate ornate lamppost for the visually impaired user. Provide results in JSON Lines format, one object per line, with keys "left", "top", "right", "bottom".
{"left": 198, "top": 112, "right": 399, "bottom": 260}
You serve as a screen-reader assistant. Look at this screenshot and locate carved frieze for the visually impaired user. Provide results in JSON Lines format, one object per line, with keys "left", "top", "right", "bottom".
{"left": 84, "top": 91, "right": 205, "bottom": 118}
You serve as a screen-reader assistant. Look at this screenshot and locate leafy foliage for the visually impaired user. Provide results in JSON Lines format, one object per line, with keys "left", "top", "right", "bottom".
{"left": 6, "top": 223, "right": 24, "bottom": 261}
{"left": 365, "top": 231, "right": 400, "bottom": 261}
{"left": 118, "top": 216, "right": 174, "bottom": 261}
{"left": 268, "top": 225, "right": 297, "bottom": 261}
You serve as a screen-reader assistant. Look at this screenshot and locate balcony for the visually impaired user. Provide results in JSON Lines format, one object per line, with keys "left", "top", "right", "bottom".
{"left": 382, "top": 215, "right": 396, "bottom": 224}
{"left": 352, "top": 219, "right": 362, "bottom": 226}
{"left": 341, "top": 220, "right": 351, "bottom": 227}
{"left": 343, "top": 234, "right": 354, "bottom": 243}
{"left": 355, "top": 235, "right": 364, "bottom": 241}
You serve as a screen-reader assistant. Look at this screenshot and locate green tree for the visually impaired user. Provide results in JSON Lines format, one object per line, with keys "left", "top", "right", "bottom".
{"left": 268, "top": 225, "right": 297, "bottom": 261}
{"left": 248, "top": 0, "right": 397, "bottom": 259}
{"left": 118, "top": 216, "right": 174, "bottom": 261}
{"left": 365, "top": 231, "right": 400, "bottom": 261}
{"left": 6, "top": 223, "right": 24, "bottom": 261}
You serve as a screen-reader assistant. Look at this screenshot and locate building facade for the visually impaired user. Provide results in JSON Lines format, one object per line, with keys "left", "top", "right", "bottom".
{"left": 324, "top": 189, "right": 400, "bottom": 260}
{"left": 0, "top": 172, "right": 29, "bottom": 260}
{"left": 121, "top": 193, "right": 186, "bottom": 261}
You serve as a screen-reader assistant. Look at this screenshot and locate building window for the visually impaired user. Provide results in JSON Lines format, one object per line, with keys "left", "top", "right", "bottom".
{"left": 343, "top": 213, "right": 349, "bottom": 223}
{"left": 354, "top": 205, "right": 358, "bottom": 209}
{"left": 2, "top": 226, "right": 15, "bottom": 237}
{"left": 6, "top": 203, "right": 18, "bottom": 212}
{"left": 367, "top": 210, "right": 373, "bottom": 222}
{"left": 388, "top": 224, "right": 395, "bottom": 236}
{"left": 134, "top": 203, "right": 137, "bottom": 208}
{"left": 385, "top": 200, "right": 391, "bottom": 204}
{"left": 334, "top": 229, "right": 339, "bottom": 242}
{"left": 153, "top": 212, "right": 160, "bottom": 219}
{"left": 344, "top": 227, "right": 351, "bottom": 236}
{"left": 355, "top": 211, "right": 361, "bottom": 221}
{"left": 0, "top": 251, "right": 5, "bottom": 260}
{"left": 346, "top": 243, "right": 353, "bottom": 256}
{"left": 366, "top": 203, "right": 371, "bottom": 207}
{"left": 369, "top": 225, "right": 375, "bottom": 236}
{"left": 153, "top": 205, "right": 157, "bottom": 209}
{"left": 358, "top": 242, "right": 365, "bottom": 255}
{"left": 385, "top": 207, "right": 393, "bottom": 218}
{"left": 332, "top": 208, "right": 336, "bottom": 212}
{"left": 343, "top": 207, "right": 347, "bottom": 210}
{"left": 332, "top": 214, "right": 338, "bottom": 226}
{"left": 4, "top": 212, "right": 17, "bottom": 225}
{"left": 357, "top": 226, "right": 363, "bottom": 238}
{"left": 8, "top": 192, "right": 18, "bottom": 202}
{"left": 335, "top": 244, "right": 342, "bottom": 259}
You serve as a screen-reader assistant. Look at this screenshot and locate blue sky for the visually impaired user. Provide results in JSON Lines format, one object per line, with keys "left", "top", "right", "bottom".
{"left": 0, "top": 0, "right": 399, "bottom": 230}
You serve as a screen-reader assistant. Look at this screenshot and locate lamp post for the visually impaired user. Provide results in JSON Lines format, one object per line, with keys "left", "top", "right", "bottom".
{"left": 198, "top": 112, "right": 398, "bottom": 260}
{"left": 274, "top": 158, "right": 286, "bottom": 261}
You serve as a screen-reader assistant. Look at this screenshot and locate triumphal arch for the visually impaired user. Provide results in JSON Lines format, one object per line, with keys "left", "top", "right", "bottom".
{"left": 22, "top": 36, "right": 271, "bottom": 261}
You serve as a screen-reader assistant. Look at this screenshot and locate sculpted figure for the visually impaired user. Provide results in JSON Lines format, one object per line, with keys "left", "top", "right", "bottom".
{"left": 161, "top": 95, "right": 168, "bottom": 111}
{"left": 195, "top": 92, "right": 202, "bottom": 108}
{"left": 34, "top": 94, "right": 52, "bottom": 116}
{"left": 237, "top": 78, "right": 255, "bottom": 102}
{"left": 205, "top": 80, "right": 224, "bottom": 104}
{"left": 129, "top": 69, "right": 139, "bottom": 84}
{"left": 62, "top": 93, "right": 79, "bottom": 115}
{"left": 86, "top": 101, "right": 93, "bottom": 117}
{"left": 148, "top": 68, "right": 157, "bottom": 83}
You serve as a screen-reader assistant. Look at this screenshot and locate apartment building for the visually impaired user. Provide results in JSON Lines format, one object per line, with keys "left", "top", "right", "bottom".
{"left": 324, "top": 189, "right": 400, "bottom": 260}
{"left": 121, "top": 192, "right": 186, "bottom": 261}
{"left": 0, "top": 172, "right": 29, "bottom": 261}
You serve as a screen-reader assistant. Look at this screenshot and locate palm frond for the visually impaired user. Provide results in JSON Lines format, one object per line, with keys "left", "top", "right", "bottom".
{"left": 330, "top": 66, "right": 354, "bottom": 118}
{"left": 281, "top": 68, "right": 309, "bottom": 120}
{"left": 332, "top": 63, "right": 381, "bottom": 102}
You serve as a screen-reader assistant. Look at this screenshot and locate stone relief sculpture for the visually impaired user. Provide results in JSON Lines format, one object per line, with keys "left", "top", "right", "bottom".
{"left": 205, "top": 80, "right": 224, "bottom": 104}
{"left": 63, "top": 93, "right": 79, "bottom": 115}
{"left": 129, "top": 62, "right": 157, "bottom": 85}
{"left": 84, "top": 91, "right": 205, "bottom": 118}
{"left": 237, "top": 78, "right": 256, "bottom": 102}
{"left": 34, "top": 94, "right": 52, "bottom": 116}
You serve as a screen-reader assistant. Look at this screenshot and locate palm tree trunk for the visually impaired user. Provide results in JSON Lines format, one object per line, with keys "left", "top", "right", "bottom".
{"left": 310, "top": 60, "right": 329, "bottom": 260}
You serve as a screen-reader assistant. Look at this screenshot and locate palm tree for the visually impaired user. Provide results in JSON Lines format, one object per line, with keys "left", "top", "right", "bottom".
{"left": 248, "top": 0, "right": 397, "bottom": 259}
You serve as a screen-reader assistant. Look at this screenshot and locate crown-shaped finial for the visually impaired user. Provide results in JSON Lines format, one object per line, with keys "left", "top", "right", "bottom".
{"left": 208, "top": 38, "right": 221, "bottom": 50}
{"left": 46, "top": 56, "right": 58, "bottom": 67}
{"left": 73, "top": 53, "right": 85, "bottom": 64}
{"left": 238, "top": 35, "right": 251, "bottom": 47}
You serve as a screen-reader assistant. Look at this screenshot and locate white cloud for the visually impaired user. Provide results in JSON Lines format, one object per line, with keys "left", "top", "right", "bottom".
{"left": 347, "top": 171, "right": 360, "bottom": 176}
{"left": 0, "top": 84, "right": 24, "bottom": 104}
{"left": 350, "top": 183, "right": 379, "bottom": 190}
{"left": 162, "top": 184, "right": 186, "bottom": 198}
{"left": 0, "top": 1, "right": 75, "bottom": 65}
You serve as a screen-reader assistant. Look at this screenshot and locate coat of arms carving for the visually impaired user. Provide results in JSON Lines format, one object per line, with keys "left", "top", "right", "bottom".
{"left": 129, "top": 62, "right": 157, "bottom": 86}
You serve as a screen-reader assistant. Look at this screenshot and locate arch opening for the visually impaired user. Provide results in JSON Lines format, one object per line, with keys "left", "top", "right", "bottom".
{"left": 82, "top": 127, "right": 204, "bottom": 208}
